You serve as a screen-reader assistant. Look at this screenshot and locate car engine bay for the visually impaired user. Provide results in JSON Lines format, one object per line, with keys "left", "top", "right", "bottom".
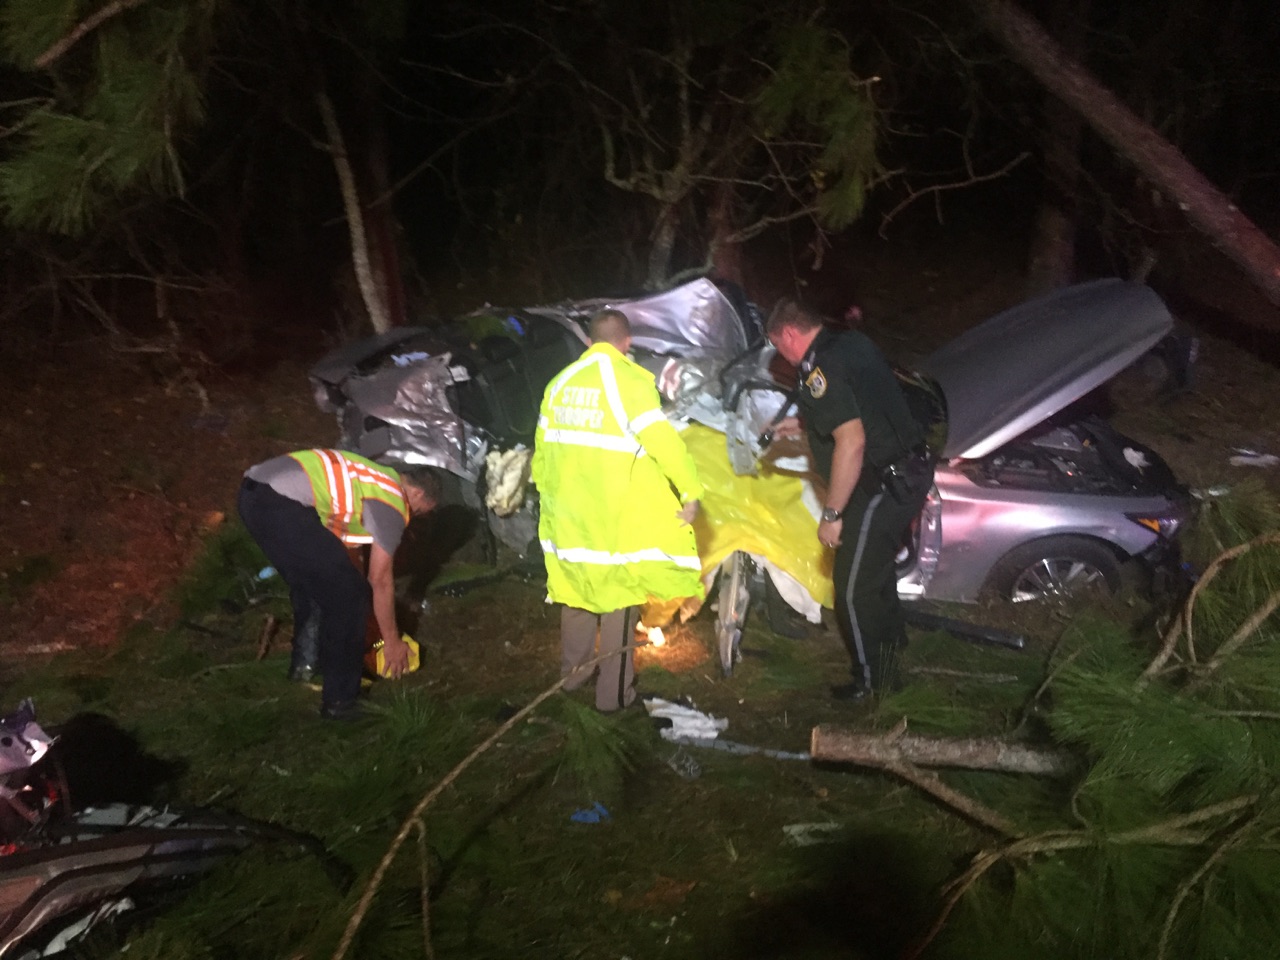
{"left": 964, "top": 415, "right": 1180, "bottom": 496}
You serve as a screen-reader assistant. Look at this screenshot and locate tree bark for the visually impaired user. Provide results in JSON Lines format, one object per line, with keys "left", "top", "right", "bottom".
{"left": 360, "top": 81, "right": 408, "bottom": 329}
{"left": 317, "top": 89, "right": 390, "bottom": 334}
{"left": 811, "top": 725, "right": 1077, "bottom": 778}
{"left": 647, "top": 203, "right": 680, "bottom": 291}
{"left": 708, "top": 182, "right": 746, "bottom": 288}
{"left": 970, "top": 0, "right": 1280, "bottom": 315}
{"left": 34, "top": 0, "right": 149, "bottom": 70}
{"left": 1024, "top": 0, "right": 1089, "bottom": 295}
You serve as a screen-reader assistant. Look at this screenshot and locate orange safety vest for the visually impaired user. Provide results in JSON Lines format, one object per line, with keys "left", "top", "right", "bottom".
{"left": 290, "top": 449, "right": 408, "bottom": 545}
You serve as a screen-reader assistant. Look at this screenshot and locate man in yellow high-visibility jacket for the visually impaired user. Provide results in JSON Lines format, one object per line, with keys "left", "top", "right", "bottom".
{"left": 532, "top": 309, "right": 704, "bottom": 711}
{"left": 237, "top": 450, "right": 440, "bottom": 720}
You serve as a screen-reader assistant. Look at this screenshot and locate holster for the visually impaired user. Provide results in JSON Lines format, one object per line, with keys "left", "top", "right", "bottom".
{"left": 879, "top": 448, "right": 932, "bottom": 504}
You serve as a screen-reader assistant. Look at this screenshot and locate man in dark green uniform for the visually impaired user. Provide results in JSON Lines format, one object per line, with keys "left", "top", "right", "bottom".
{"left": 766, "top": 298, "right": 934, "bottom": 700}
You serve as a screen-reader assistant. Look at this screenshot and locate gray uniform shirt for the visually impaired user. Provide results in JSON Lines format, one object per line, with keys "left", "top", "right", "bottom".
{"left": 245, "top": 455, "right": 408, "bottom": 554}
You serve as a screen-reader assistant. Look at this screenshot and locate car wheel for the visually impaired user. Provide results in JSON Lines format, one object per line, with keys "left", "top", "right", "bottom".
{"left": 988, "top": 535, "right": 1122, "bottom": 604}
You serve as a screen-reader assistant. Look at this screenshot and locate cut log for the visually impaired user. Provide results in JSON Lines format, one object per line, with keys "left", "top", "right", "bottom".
{"left": 811, "top": 724, "right": 1077, "bottom": 778}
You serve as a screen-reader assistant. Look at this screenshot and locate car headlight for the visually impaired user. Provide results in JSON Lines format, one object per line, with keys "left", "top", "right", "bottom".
{"left": 1126, "top": 513, "right": 1183, "bottom": 538}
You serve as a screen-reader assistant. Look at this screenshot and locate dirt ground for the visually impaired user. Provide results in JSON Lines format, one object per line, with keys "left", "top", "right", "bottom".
{"left": 3, "top": 245, "right": 1280, "bottom": 666}
{"left": 0, "top": 349, "right": 333, "bottom": 660}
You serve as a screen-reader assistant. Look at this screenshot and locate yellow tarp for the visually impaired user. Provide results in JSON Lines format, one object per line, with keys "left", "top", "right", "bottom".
{"left": 684, "top": 422, "right": 834, "bottom": 609}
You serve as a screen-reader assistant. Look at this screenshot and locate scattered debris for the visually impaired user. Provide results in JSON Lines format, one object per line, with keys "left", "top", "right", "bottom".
{"left": 782, "top": 822, "right": 843, "bottom": 847}
{"left": 671, "top": 737, "right": 810, "bottom": 762}
{"left": 908, "top": 667, "right": 1022, "bottom": 683}
{"left": 23, "top": 641, "right": 74, "bottom": 655}
{"left": 643, "top": 697, "right": 728, "bottom": 741}
{"left": 255, "top": 614, "right": 278, "bottom": 660}
{"left": 570, "top": 801, "right": 611, "bottom": 824}
{"left": 664, "top": 747, "right": 701, "bottom": 780}
{"left": 632, "top": 876, "right": 697, "bottom": 909}
{"left": 2, "top": 699, "right": 345, "bottom": 957}
{"left": 1229, "top": 448, "right": 1280, "bottom": 468}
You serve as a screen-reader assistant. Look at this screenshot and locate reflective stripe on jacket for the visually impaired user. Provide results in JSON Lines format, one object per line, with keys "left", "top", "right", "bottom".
{"left": 290, "top": 449, "right": 408, "bottom": 545}
{"left": 531, "top": 343, "right": 705, "bottom": 613}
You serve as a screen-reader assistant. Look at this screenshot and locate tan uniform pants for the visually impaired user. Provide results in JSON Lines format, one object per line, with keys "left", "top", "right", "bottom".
{"left": 561, "top": 605, "right": 638, "bottom": 712}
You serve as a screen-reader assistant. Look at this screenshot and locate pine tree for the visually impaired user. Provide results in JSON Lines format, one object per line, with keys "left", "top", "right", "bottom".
{"left": 904, "top": 483, "right": 1280, "bottom": 959}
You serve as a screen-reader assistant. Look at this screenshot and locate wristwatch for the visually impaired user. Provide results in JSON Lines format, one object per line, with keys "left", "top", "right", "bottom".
{"left": 820, "top": 506, "right": 843, "bottom": 523}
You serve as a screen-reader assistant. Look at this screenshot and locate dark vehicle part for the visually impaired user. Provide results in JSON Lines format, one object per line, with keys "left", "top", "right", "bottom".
{"left": 900, "top": 606, "right": 1026, "bottom": 650}
{"left": 716, "top": 552, "right": 752, "bottom": 676}
{"left": 987, "top": 535, "right": 1123, "bottom": 603}
{"left": 0, "top": 703, "right": 346, "bottom": 958}
{"left": 1, "top": 809, "right": 257, "bottom": 958}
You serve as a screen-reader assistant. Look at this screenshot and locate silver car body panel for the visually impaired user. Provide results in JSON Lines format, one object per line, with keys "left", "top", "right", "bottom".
{"left": 912, "top": 469, "right": 1168, "bottom": 603}
{"left": 923, "top": 279, "right": 1174, "bottom": 460}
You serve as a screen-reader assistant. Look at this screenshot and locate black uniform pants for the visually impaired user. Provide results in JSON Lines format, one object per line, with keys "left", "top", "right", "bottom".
{"left": 237, "top": 479, "right": 369, "bottom": 706}
{"left": 832, "top": 468, "right": 932, "bottom": 692}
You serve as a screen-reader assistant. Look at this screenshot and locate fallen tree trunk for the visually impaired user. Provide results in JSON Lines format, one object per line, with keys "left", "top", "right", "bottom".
{"left": 968, "top": 0, "right": 1280, "bottom": 316}
{"left": 811, "top": 724, "right": 1077, "bottom": 778}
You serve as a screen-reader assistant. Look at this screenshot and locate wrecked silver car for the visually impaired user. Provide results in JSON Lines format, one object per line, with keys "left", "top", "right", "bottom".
{"left": 1, "top": 703, "right": 249, "bottom": 958}
{"left": 309, "top": 278, "right": 1191, "bottom": 668}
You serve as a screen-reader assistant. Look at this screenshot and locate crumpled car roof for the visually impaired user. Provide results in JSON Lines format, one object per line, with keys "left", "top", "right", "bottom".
{"left": 307, "top": 279, "right": 761, "bottom": 480}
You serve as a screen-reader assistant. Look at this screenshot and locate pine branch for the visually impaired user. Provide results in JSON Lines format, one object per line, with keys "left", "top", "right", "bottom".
{"left": 331, "top": 644, "right": 642, "bottom": 960}
{"left": 413, "top": 820, "right": 434, "bottom": 960}
{"left": 905, "top": 795, "right": 1260, "bottom": 959}
{"left": 877, "top": 151, "right": 1031, "bottom": 238}
{"left": 883, "top": 755, "right": 1022, "bottom": 837}
{"left": 1018, "top": 646, "right": 1081, "bottom": 729}
{"left": 1156, "top": 813, "right": 1257, "bottom": 960}
{"left": 811, "top": 718, "right": 1026, "bottom": 836}
{"left": 1139, "top": 531, "right": 1280, "bottom": 689}
{"left": 33, "top": 0, "right": 150, "bottom": 70}
{"left": 1188, "top": 585, "right": 1280, "bottom": 692}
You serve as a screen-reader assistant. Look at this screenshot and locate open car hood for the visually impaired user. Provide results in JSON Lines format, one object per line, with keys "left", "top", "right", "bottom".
{"left": 921, "top": 280, "right": 1174, "bottom": 460}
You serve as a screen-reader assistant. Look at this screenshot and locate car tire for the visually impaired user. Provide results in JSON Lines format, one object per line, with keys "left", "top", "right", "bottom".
{"left": 987, "top": 535, "right": 1122, "bottom": 604}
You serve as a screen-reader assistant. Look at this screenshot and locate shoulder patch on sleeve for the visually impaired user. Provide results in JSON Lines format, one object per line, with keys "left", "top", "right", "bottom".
{"left": 805, "top": 366, "right": 827, "bottom": 399}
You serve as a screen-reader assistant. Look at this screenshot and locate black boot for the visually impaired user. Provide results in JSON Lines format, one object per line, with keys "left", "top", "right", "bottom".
{"left": 320, "top": 699, "right": 367, "bottom": 722}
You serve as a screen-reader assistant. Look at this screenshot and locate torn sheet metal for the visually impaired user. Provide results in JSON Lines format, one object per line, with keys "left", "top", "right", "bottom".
{"left": 338, "top": 350, "right": 482, "bottom": 479}
{"left": 0, "top": 700, "right": 53, "bottom": 770}
{"left": 605, "top": 278, "right": 750, "bottom": 359}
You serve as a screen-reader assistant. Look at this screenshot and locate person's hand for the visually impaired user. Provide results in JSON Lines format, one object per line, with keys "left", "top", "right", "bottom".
{"left": 773, "top": 417, "right": 802, "bottom": 440}
{"left": 818, "top": 517, "right": 843, "bottom": 549}
{"left": 677, "top": 499, "right": 700, "bottom": 524}
{"left": 380, "top": 635, "right": 411, "bottom": 679}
